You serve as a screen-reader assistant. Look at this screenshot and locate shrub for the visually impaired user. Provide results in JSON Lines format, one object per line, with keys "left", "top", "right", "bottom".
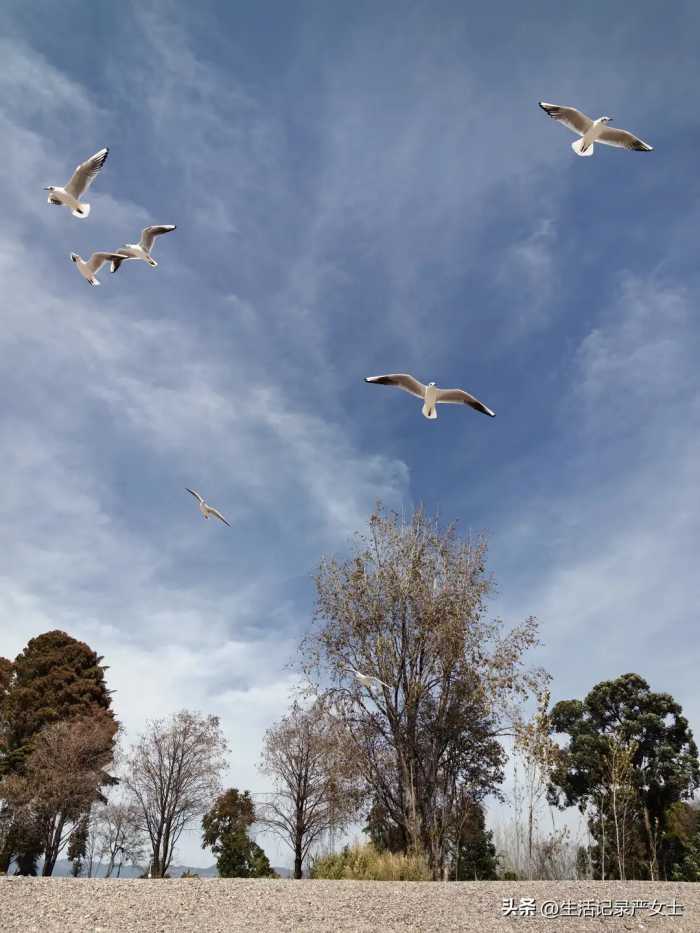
{"left": 310, "top": 843, "right": 431, "bottom": 881}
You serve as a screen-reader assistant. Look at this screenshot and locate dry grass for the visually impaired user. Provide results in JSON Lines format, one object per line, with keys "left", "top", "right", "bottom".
{"left": 310, "top": 842, "right": 432, "bottom": 880}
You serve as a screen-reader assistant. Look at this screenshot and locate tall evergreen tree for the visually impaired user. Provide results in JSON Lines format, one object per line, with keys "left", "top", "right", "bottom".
{"left": 548, "top": 673, "right": 700, "bottom": 880}
{"left": 0, "top": 631, "right": 117, "bottom": 873}
{"left": 202, "top": 789, "right": 274, "bottom": 878}
{"left": 451, "top": 799, "right": 499, "bottom": 880}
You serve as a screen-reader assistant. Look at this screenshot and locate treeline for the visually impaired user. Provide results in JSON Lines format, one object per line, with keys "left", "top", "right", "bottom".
{"left": 2, "top": 507, "right": 699, "bottom": 880}
{"left": 0, "top": 633, "right": 272, "bottom": 878}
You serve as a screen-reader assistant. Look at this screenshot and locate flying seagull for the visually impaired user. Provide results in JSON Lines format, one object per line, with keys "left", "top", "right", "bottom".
{"left": 70, "top": 251, "right": 126, "bottom": 287}
{"left": 345, "top": 667, "right": 391, "bottom": 690}
{"left": 110, "top": 225, "right": 177, "bottom": 272}
{"left": 538, "top": 102, "right": 653, "bottom": 157}
{"left": 44, "top": 148, "right": 109, "bottom": 218}
{"left": 185, "top": 488, "right": 231, "bottom": 527}
{"left": 364, "top": 374, "right": 495, "bottom": 420}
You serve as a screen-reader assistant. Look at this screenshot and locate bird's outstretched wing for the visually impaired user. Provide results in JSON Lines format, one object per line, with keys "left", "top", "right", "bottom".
{"left": 186, "top": 487, "right": 204, "bottom": 504}
{"left": 140, "top": 225, "right": 177, "bottom": 252}
{"left": 110, "top": 256, "right": 127, "bottom": 273}
{"left": 597, "top": 127, "right": 653, "bottom": 151}
{"left": 538, "top": 102, "right": 593, "bottom": 137}
{"left": 65, "top": 148, "right": 109, "bottom": 198}
{"left": 86, "top": 252, "right": 125, "bottom": 273}
{"left": 371, "top": 676, "right": 391, "bottom": 689}
{"left": 364, "top": 374, "right": 426, "bottom": 399}
{"left": 208, "top": 507, "right": 231, "bottom": 527}
{"left": 435, "top": 388, "right": 495, "bottom": 417}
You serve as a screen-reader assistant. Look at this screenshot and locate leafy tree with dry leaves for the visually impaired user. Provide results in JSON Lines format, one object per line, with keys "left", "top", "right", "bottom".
{"left": 124, "top": 710, "right": 228, "bottom": 878}
{"left": 301, "top": 506, "right": 547, "bottom": 879}
{"left": 259, "top": 701, "right": 361, "bottom": 879}
{"left": 1, "top": 715, "right": 117, "bottom": 875}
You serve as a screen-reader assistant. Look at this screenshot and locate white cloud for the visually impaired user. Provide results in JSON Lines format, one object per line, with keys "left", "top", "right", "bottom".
{"left": 0, "top": 35, "right": 410, "bottom": 868}
{"left": 493, "top": 272, "right": 700, "bottom": 723}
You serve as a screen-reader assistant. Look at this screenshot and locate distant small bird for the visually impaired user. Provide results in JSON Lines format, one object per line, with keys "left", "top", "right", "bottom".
{"left": 110, "top": 225, "right": 177, "bottom": 272}
{"left": 70, "top": 251, "right": 125, "bottom": 287}
{"left": 44, "top": 147, "right": 109, "bottom": 218}
{"left": 365, "top": 374, "right": 495, "bottom": 420}
{"left": 344, "top": 667, "right": 391, "bottom": 690}
{"left": 538, "top": 102, "right": 653, "bottom": 157}
{"left": 186, "top": 488, "right": 231, "bottom": 527}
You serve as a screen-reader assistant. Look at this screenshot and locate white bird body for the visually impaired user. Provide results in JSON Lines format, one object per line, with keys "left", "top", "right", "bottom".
{"left": 345, "top": 667, "right": 390, "bottom": 690}
{"left": 186, "top": 488, "right": 231, "bottom": 527}
{"left": 70, "top": 251, "right": 125, "bottom": 286}
{"left": 111, "top": 225, "right": 176, "bottom": 272}
{"left": 422, "top": 382, "right": 439, "bottom": 419}
{"left": 575, "top": 117, "right": 610, "bottom": 157}
{"left": 365, "top": 374, "right": 495, "bottom": 420}
{"left": 538, "top": 102, "right": 653, "bottom": 157}
{"left": 44, "top": 148, "right": 109, "bottom": 217}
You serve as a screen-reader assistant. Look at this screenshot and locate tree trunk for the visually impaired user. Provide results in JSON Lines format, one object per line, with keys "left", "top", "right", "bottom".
{"left": 42, "top": 815, "right": 66, "bottom": 876}
{"left": 294, "top": 796, "right": 304, "bottom": 879}
{"left": 641, "top": 805, "right": 658, "bottom": 881}
{"left": 0, "top": 844, "right": 12, "bottom": 874}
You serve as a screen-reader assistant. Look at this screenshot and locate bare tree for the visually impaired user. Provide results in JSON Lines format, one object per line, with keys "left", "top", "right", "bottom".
{"left": 607, "top": 736, "right": 637, "bottom": 881}
{"left": 124, "top": 710, "right": 228, "bottom": 878}
{"left": 259, "top": 701, "right": 360, "bottom": 879}
{"left": 95, "top": 799, "right": 146, "bottom": 877}
{"left": 0, "top": 715, "right": 116, "bottom": 875}
{"left": 302, "top": 506, "right": 547, "bottom": 878}
{"left": 513, "top": 690, "right": 559, "bottom": 879}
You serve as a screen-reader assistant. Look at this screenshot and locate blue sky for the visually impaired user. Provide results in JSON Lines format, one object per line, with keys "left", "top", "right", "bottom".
{"left": 1, "top": 0, "right": 699, "bottom": 867}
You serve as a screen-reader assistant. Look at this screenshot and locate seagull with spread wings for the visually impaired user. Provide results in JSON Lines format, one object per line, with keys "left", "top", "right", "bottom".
{"left": 110, "top": 225, "right": 177, "bottom": 272}
{"left": 44, "top": 148, "right": 109, "bottom": 218}
{"left": 70, "top": 250, "right": 126, "bottom": 287}
{"left": 186, "top": 488, "right": 231, "bottom": 527}
{"left": 365, "top": 374, "right": 495, "bottom": 420}
{"left": 538, "top": 102, "right": 653, "bottom": 157}
{"left": 345, "top": 667, "right": 391, "bottom": 690}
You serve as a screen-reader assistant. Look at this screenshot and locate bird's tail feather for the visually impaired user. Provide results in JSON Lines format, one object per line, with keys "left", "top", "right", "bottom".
{"left": 422, "top": 404, "right": 438, "bottom": 419}
{"left": 571, "top": 139, "right": 594, "bottom": 157}
{"left": 71, "top": 202, "right": 91, "bottom": 218}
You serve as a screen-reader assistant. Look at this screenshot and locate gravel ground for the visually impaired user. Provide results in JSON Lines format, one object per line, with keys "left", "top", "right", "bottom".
{"left": 1, "top": 878, "right": 699, "bottom": 933}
